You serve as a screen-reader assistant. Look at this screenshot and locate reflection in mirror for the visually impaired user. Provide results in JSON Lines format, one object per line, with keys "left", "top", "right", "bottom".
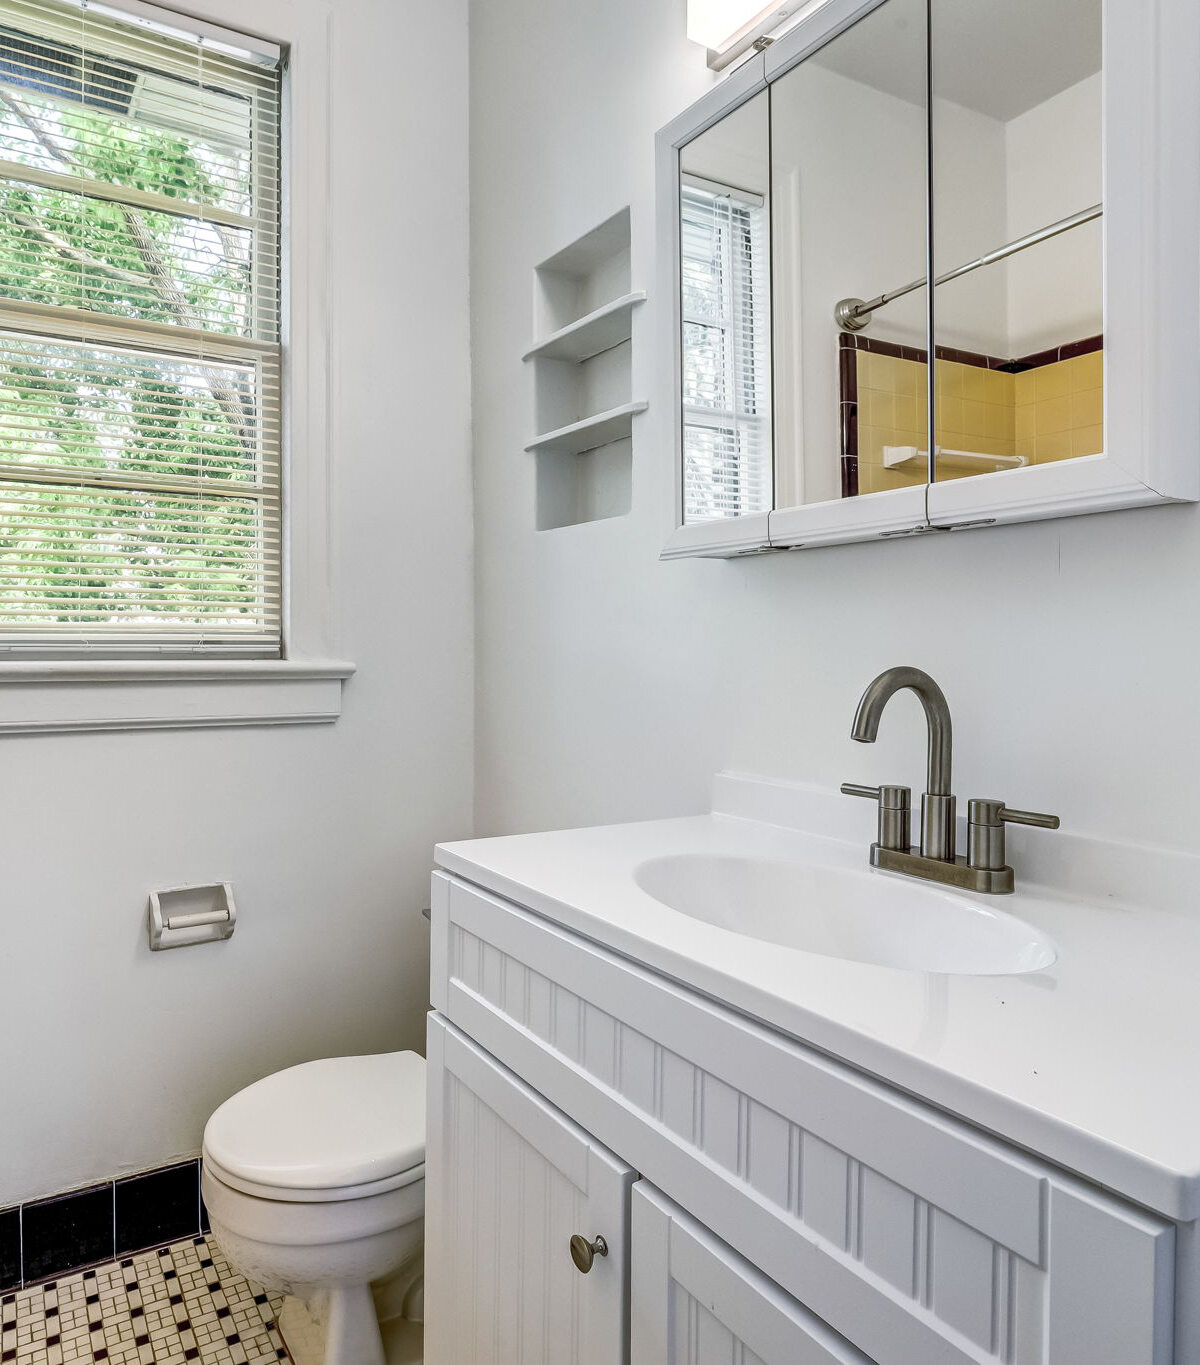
{"left": 678, "top": 91, "right": 772, "bottom": 523}
{"left": 774, "top": 0, "right": 929, "bottom": 504}
{"left": 929, "top": 0, "right": 1102, "bottom": 485}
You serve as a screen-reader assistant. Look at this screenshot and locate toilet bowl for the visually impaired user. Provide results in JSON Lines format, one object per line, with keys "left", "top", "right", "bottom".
{"left": 202, "top": 1051, "right": 426, "bottom": 1365}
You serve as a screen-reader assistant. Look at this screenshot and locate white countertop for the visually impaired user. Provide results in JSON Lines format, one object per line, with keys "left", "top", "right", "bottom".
{"left": 436, "top": 774, "right": 1200, "bottom": 1221}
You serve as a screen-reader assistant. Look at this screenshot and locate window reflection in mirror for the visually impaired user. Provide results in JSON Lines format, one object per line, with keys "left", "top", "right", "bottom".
{"left": 772, "top": 0, "right": 929, "bottom": 504}
{"left": 678, "top": 91, "right": 772, "bottom": 523}
{"left": 929, "top": 0, "right": 1102, "bottom": 485}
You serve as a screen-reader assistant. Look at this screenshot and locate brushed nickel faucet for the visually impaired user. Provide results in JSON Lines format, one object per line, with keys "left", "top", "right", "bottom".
{"left": 841, "top": 666, "right": 1059, "bottom": 894}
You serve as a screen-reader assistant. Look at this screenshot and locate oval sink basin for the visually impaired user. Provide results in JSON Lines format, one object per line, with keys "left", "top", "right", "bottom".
{"left": 634, "top": 854, "right": 1056, "bottom": 976}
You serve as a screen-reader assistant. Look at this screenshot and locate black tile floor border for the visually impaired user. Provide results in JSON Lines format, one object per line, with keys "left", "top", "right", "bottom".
{"left": 0, "top": 1158, "right": 204, "bottom": 1292}
{"left": 0, "top": 1203, "right": 18, "bottom": 1294}
{"left": 116, "top": 1161, "right": 199, "bottom": 1257}
{"left": 21, "top": 1184, "right": 112, "bottom": 1285}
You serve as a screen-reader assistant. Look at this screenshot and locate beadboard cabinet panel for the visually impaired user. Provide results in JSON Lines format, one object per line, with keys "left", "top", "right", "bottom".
{"left": 632, "top": 1182, "right": 873, "bottom": 1365}
{"left": 424, "top": 1015, "right": 635, "bottom": 1365}
{"left": 430, "top": 872, "right": 1176, "bottom": 1364}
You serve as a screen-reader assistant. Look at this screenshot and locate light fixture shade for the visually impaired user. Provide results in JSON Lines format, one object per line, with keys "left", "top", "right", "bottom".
{"left": 687, "top": 0, "right": 793, "bottom": 61}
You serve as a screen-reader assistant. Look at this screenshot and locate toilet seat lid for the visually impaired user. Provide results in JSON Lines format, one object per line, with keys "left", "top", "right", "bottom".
{"left": 203, "top": 1051, "right": 425, "bottom": 1194}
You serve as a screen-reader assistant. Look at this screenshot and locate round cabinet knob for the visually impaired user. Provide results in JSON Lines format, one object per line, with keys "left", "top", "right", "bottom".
{"left": 569, "top": 1232, "right": 609, "bottom": 1274}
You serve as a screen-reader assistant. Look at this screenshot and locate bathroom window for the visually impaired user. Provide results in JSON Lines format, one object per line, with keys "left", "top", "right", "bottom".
{"left": 679, "top": 178, "right": 772, "bottom": 521}
{"left": 0, "top": 0, "right": 282, "bottom": 655}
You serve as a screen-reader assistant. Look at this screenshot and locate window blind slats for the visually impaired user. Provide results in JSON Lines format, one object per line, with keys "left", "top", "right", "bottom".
{"left": 0, "top": 179, "right": 270, "bottom": 332}
{"left": 1, "top": 0, "right": 279, "bottom": 84}
{"left": 0, "top": 464, "right": 274, "bottom": 498}
{"left": 0, "top": 29, "right": 279, "bottom": 215}
{"left": 0, "top": 0, "right": 280, "bottom": 651}
{"left": 0, "top": 482, "right": 279, "bottom": 626}
{"left": 680, "top": 183, "right": 772, "bottom": 522}
{"left": 0, "top": 296, "right": 279, "bottom": 356}
{"left": 0, "top": 158, "right": 275, "bottom": 232}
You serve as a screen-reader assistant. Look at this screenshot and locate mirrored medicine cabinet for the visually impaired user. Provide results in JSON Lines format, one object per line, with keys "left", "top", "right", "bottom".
{"left": 656, "top": 0, "right": 1200, "bottom": 557}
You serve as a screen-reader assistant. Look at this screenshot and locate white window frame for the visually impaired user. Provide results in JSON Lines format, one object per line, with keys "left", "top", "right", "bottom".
{"left": 0, "top": 0, "right": 353, "bottom": 732}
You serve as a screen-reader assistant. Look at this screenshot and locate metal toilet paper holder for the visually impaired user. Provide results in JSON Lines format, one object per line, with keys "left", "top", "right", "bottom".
{"left": 148, "top": 882, "right": 237, "bottom": 951}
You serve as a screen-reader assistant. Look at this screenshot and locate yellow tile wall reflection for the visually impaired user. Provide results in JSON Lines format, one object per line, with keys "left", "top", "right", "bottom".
{"left": 1014, "top": 350, "right": 1104, "bottom": 464}
{"left": 852, "top": 345, "right": 1103, "bottom": 495}
{"left": 856, "top": 352, "right": 927, "bottom": 494}
{"left": 936, "top": 360, "right": 1016, "bottom": 480}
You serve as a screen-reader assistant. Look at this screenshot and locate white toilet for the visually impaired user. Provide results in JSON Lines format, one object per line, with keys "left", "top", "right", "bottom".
{"left": 201, "top": 1051, "right": 426, "bottom": 1365}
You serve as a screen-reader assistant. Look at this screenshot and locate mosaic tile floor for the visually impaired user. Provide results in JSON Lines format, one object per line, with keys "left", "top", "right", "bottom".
{"left": 0, "top": 1235, "right": 291, "bottom": 1365}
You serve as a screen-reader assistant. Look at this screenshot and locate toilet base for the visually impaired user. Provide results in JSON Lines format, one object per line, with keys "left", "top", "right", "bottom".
{"left": 278, "top": 1296, "right": 325, "bottom": 1363}
{"left": 201, "top": 1159, "right": 424, "bottom": 1365}
{"left": 279, "top": 1278, "right": 423, "bottom": 1365}
{"left": 380, "top": 1316, "right": 424, "bottom": 1365}
{"left": 280, "top": 1285, "right": 383, "bottom": 1365}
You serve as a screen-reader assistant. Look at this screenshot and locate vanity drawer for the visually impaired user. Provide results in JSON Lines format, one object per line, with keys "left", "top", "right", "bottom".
{"left": 431, "top": 871, "right": 1175, "bottom": 1365}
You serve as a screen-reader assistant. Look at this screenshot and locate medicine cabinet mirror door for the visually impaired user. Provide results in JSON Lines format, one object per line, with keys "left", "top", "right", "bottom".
{"left": 771, "top": 0, "right": 929, "bottom": 515}
{"left": 925, "top": 0, "right": 1103, "bottom": 505}
{"left": 666, "top": 0, "right": 932, "bottom": 557}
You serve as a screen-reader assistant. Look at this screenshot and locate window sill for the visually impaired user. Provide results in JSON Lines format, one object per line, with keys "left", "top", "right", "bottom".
{"left": 0, "top": 658, "right": 356, "bottom": 735}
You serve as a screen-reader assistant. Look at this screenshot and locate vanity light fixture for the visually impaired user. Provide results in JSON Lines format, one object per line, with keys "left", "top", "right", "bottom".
{"left": 687, "top": 0, "right": 795, "bottom": 70}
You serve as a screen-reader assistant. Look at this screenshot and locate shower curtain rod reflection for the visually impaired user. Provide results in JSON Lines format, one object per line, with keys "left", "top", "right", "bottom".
{"left": 834, "top": 203, "right": 1103, "bottom": 333}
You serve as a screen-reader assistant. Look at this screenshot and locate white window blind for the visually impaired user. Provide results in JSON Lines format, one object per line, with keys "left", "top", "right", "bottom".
{"left": 0, "top": 0, "right": 281, "bottom": 655}
{"left": 680, "top": 177, "right": 772, "bottom": 522}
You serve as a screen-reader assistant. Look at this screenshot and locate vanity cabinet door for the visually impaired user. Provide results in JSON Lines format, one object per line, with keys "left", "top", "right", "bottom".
{"left": 632, "top": 1183, "right": 874, "bottom": 1365}
{"left": 425, "top": 1014, "right": 636, "bottom": 1365}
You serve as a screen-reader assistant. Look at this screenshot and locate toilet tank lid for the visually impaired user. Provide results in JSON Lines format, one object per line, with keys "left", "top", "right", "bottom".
{"left": 203, "top": 1051, "right": 426, "bottom": 1192}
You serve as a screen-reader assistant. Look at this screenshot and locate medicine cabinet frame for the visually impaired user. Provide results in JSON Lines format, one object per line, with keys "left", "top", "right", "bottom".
{"left": 655, "top": 0, "right": 1200, "bottom": 559}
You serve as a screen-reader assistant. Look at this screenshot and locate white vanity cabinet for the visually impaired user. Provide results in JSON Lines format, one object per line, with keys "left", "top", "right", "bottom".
{"left": 426, "top": 870, "right": 1180, "bottom": 1364}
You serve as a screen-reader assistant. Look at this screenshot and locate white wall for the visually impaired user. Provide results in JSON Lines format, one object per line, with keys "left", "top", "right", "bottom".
{"left": 470, "top": 0, "right": 1200, "bottom": 872}
{"left": 939, "top": 72, "right": 1103, "bottom": 360}
{"left": 1, "top": 0, "right": 473, "bottom": 1207}
{"left": 680, "top": 92, "right": 769, "bottom": 194}
{"left": 932, "top": 95, "right": 1010, "bottom": 357}
{"left": 1005, "top": 73, "right": 1103, "bottom": 354}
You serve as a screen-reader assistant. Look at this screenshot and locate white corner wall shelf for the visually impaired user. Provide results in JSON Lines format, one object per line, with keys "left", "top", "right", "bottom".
{"left": 522, "top": 291, "right": 647, "bottom": 363}
{"left": 527, "top": 208, "right": 647, "bottom": 529}
{"left": 524, "top": 400, "right": 649, "bottom": 457}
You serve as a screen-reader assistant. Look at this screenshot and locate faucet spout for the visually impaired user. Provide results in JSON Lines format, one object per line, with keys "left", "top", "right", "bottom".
{"left": 851, "top": 666, "right": 952, "bottom": 796}
{"left": 851, "top": 666, "right": 955, "bottom": 860}
{"left": 842, "top": 666, "right": 1057, "bottom": 890}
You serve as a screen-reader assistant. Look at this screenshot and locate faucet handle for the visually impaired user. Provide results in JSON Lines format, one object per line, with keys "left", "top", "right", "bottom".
{"left": 968, "top": 798, "right": 1059, "bottom": 873}
{"left": 841, "top": 783, "right": 911, "bottom": 852}
{"left": 997, "top": 806, "right": 1059, "bottom": 830}
{"left": 969, "top": 798, "right": 1059, "bottom": 830}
